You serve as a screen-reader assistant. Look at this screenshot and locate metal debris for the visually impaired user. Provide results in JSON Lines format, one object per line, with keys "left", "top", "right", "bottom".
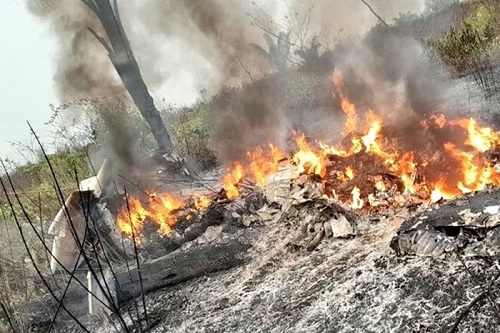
{"left": 229, "top": 171, "right": 358, "bottom": 251}
{"left": 391, "top": 190, "right": 500, "bottom": 257}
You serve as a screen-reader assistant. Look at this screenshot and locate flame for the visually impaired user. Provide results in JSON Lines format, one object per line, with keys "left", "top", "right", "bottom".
{"left": 147, "top": 193, "right": 184, "bottom": 234}
{"left": 219, "top": 104, "right": 499, "bottom": 211}
{"left": 223, "top": 162, "right": 245, "bottom": 199}
{"left": 114, "top": 71, "right": 500, "bottom": 244}
{"left": 248, "top": 144, "right": 284, "bottom": 187}
{"left": 351, "top": 187, "right": 364, "bottom": 209}
{"left": 375, "top": 180, "right": 386, "bottom": 192}
{"left": 453, "top": 118, "right": 499, "bottom": 153}
{"left": 333, "top": 71, "right": 358, "bottom": 134}
{"left": 116, "top": 197, "right": 148, "bottom": 244}
{"left": 115, "top": 192, "right": 184, "bottom": 238}
{"left": 430, "top": 180, "right": 459, "bottom": 203}
{"left": 345, "top": 166, "right": 355, "bottom": 180}
{"left": 293, "top": 133, "right": 327, "bottom": 177}
{"left": 193, "top": 194, "right": 211, "bottom": 210}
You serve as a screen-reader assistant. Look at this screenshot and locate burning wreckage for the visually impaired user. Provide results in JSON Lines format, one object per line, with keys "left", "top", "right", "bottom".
{"left": 29, "top": 72, "right": 500, "bottom": 331}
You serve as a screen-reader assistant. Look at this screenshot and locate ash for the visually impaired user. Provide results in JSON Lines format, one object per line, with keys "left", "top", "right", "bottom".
{"left": 85, "top": 206, "right": 499, "bottom": 333}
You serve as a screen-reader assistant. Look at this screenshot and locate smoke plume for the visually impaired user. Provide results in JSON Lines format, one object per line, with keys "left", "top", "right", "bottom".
{"left": 208, "top": 0, "right": 458, "bottom": 165}
{"left": 28, "top": 1, "right": 125, "bottom": 101}
{"left": 31, "top": 0, "right": 465, "bottom": 170}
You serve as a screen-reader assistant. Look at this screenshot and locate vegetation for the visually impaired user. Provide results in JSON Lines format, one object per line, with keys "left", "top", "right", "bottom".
{"left": 426, "top": 1, "right": 500, "bottom": 74}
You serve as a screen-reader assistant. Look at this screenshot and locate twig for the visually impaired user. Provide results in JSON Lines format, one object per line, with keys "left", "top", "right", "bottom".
{"left": 0, "top": 172, "right": 90, "bottom": 333}
{"left": 448, "top": 270, "right": 500, "bottom": 333}
{"left": 456, "top": 254, "right": 500, "bottom": 316}
{"left": 125, "top": 187, "right": 149, "bottom": 329}
{"left": 27, "top": 122, "right": 130, "bottom": 332}
{"left": 359, "top": 0, "right": 390, "bottom": 28}
{"left": 236, "top": 56, "right": 255, "bottom": 84}
{"left": 1, "top": 303, "right": 15, "bottom": 333}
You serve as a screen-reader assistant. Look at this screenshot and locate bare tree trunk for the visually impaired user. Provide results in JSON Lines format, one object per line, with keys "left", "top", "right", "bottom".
{"left": 82, "top": 0, "right": 174, "bottom": 153}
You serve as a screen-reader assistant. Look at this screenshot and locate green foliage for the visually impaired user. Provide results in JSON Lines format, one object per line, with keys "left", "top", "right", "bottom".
{"left": 163, "top": 102, "right": 218, "bottom": 170}
{"left": 426, "top": 3, "right": 498, "bottom": 72}
{"left": 1, "top": 147, "right": 92, "bottom": 221}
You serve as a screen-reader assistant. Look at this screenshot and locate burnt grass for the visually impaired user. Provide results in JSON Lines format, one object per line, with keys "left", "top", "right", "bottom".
{"left": 77, "top": 205, "right": 500, "bottom": 333}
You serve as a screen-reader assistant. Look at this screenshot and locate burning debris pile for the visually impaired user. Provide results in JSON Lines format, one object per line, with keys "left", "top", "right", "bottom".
{"left": 110, "top": 71, "right": 500, "bottom": 253}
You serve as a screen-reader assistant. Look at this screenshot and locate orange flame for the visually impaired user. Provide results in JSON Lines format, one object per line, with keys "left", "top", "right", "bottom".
{"left": 114, "top": 71, "right": 500, "bottom": 243}
{"left": 116, "top": 197, "right": 148, "bottom": 244}
{"left": 193, "top": 194, "right": 211, "bottom": 210}
{"left": 351, "top": 187, "right": 364, "bottom": 209}
{"left": 293, "top": 133, "right": 327, "bottom": 177}
{"left": 333, "top": 71, "right": 358, "bottom": 134}
{"left": 248, "top": 144, "right": 284, "bottom": 187}
{"left": 115, "top": 192, "right": 185, "bottom": 239}
{"left": 223, "top": 162, "right": 245, "bottom": 199}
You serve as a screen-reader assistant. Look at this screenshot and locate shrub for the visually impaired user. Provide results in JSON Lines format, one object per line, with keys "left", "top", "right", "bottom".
{"left": 426, "top": 3, "right": 498, "bottom": 73}
{"left": 162, "top": 102, "right": 218, "bottom": 170}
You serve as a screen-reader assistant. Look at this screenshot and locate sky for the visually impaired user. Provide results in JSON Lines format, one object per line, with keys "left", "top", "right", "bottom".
{"left": 0, "top": 0, "right": 58, "bottom": 163}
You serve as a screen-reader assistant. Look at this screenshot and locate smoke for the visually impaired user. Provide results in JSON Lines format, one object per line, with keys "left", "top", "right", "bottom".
{"left": 28, "top": 1, "right": 125, "bottom": 101}
{"left": 332, "top": 24, "right": 459, "bottom": 154}
{"left": 123, "top": 0, "right": 271, "bottom": 96}
{"left": 31, "top": 0, "right": 465, "bottom": 170}
{"left": 289, "top": 0, "right": 426, "bottom": 43}
{"left": 29, "top": 0, "right": 277, "bottom": 171}
{"left": 209, "top": 0, "right": 447, "bottom": 165}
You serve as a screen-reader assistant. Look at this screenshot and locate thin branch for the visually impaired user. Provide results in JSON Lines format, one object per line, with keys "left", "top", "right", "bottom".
{"left": 359, "top": 0, "right": 390, "bottom": 28}
{"left": 27, "top": 122, "right": 130, "bottom": 332}
{"left": 448, "top": 270, "right": 500, "bottom": 333}
{"left": 236, "top": 56, "right": 255, "bottom": 84}
{"left": 88, "top": 27, "right": 114, "bottom": 55}
{"left": 125, "top": 187, "right": 149, "bottom": 329}
{"left": 1, "top": 303, "right": 16, "bottom": 333}
{"left": 0, "top": 171, "right": 90, "bottom": 333}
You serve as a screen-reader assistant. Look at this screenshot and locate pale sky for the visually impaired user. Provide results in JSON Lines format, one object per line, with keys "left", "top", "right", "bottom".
{"left": 0, "top": 0, "right": 59, "bottom": 163}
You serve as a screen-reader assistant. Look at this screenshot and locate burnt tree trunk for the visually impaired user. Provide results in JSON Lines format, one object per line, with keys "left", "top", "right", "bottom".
{"left": 82, "top": 0, "right": 173, "bottom": 153}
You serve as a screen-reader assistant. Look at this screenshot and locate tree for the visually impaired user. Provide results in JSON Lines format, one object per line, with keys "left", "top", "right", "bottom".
{"left": 250, "top": 32, "right": 292, "bottom": 72}
{"left": 81, "top": 0, "right": 174, "bottom": 155}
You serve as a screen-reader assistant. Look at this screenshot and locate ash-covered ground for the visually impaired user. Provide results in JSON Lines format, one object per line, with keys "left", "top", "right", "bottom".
{"left": 82, "top": 203, "right": 500, "bottom": 333}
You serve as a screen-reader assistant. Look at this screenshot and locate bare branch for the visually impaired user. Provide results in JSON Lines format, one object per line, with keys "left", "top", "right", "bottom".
{"left": 80, "top": 0, "right": 99, "bottom": 16}
{"left": 359, "top": 0, "right": 390, "bottom": 28}
{"left": 88, "top": 27, "right": 114, "bottom": 55}
{"left": 112, "top": 0, "right": 134, "bottom": 58}
{"left": 236, "top": 56, "right": 255, "bottom": 84}
{"left": 448, "top": 270, "right": 500, "bottom": 332}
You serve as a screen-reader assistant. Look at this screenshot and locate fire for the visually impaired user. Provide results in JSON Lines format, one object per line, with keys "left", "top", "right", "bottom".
{"left": 116, "top": 197, "right": 148, "bottom": 243}
{"left": 293, "top": 133, "right": 327, "bottom": 177}
{"left": 333, "top": 71, "right": 358, "bottom": 134}
{"left": 223, "top": 162, "right": 245, "bottom": 199}
{"left": 375, "top": 180, "right": 386, "bottom": 192}
{"left": 115, "top": 192, "right": 185, "bottom": 239}
{"left": 351, "top": 187, "right": 364, "bottom": 209}
{"left": 430, "top": 181, "right": 459, "bottom": 203}
{"left": 248, "top": 144, "right": 284, "bottom": 187}
{"left": 454, "top": 118, "right": 499, "bottom": 153}
{"left": 345, "top": 166, "right": 355, "bottom": 180}
{"left": 193, "top": 194, "right": 211, "bottom": 210}
{"left": 114, "top": 71, "right": 500, "bottom": 244}
{"left": 148, "top": 193, "right": 184, "bottom": 234}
